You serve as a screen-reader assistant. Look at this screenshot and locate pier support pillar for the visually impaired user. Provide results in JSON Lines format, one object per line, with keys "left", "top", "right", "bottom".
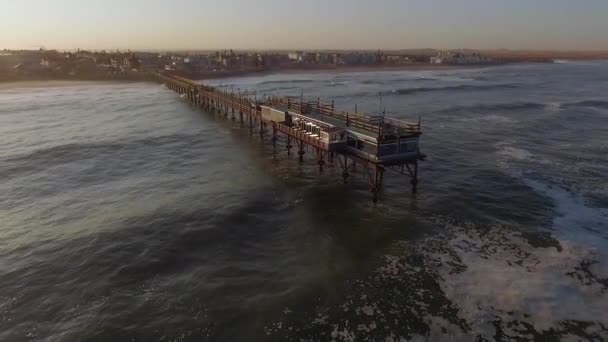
{"left": 371, "top": 166, "right": 383, "bottom": 204}
{"left": 271, "top": 125, "right": 277, "bottom": 147}
{"left": 286, "top": 136, "right": 293, "bottom": 156}
{"left": 259, "top": 121, "right": 264, "bottom": 139}
{"left": 318, "top": 150, "right": 325, "bottom": 173}
{"left": 297, "top": 140, "right": 305, "bottom": 162}
{"left": 411, "top": 162, "right": 419, "bottom": 194}
{"left": 340, "top": 155, "right": 350, "bottom": 183}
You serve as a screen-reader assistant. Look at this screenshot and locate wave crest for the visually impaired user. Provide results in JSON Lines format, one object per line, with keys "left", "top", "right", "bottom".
{"left": 445, "top": 102, "right": 546, "bottom": 113}
{"left": 387, "top": 83, "right": 520, "bottom": 95}
{"left": 562, "top": 100, "right": 608, "bottom": 110}
{"left": 258, "top": 79, "right": 316, "bottom": 86}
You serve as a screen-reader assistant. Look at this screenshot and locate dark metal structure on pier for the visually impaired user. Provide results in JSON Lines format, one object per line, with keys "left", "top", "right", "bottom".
{"left": 155, "top": 72, "right": 425, "bottom": 202}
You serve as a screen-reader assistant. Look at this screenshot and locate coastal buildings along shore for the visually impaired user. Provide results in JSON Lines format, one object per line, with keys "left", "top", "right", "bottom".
{"left": 1, "top": 48, "right": 502, "bottom": 82}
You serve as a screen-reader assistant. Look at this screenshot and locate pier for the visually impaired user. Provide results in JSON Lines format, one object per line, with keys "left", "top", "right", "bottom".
{"left": 155, "top": 72, "right": 426, "bottom": 202}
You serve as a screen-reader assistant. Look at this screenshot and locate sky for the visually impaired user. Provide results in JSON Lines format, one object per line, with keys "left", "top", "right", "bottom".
{"left": 1, "top": 0, "right": 607, "bottom": 51}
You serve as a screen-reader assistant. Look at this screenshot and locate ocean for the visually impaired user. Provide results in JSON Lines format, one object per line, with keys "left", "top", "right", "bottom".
{"left": 1, "top": 61, "right": 607, "bottom": 341}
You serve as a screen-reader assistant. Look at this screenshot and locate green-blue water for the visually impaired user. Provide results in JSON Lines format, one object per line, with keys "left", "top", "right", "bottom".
{"left": 1, "top": 61, "right": 607, "bottom": 341}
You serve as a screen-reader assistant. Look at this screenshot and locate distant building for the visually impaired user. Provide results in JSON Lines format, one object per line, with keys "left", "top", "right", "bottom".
{"left": 264, "top": 54, "right": 291, "bottom": 68}
{"left": 288, "top": 51, "right": 304, "bottom": 63}
{"left": 341, "top": 51, "right": 376, "bottom": 65}
{"left": 240, "top": 53, "right": 260, "bottom": 69}
{"left": 135, "top": 52, "right": 165, "bottom": 71}
{"left": 315, "top": 52, "right": 330, "bottom": 64}
{"left": 385, "top": 55, "right": 413, "bottom": 64}
{"left": 430, "top": 51, "right": 493, "bottom": 65}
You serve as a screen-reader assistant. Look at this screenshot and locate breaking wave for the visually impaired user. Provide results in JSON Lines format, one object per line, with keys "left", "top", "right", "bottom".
{"left": 361, "top": 80, "right": 384, "bottom": 85}
{"left": 443, "top": 102, "right": 546, "bottom": 113}
{"left": 329, "top": 81, "right": 350, "bottom": 86}
{"left": 562, "top": 100, "right": 608, "bottom": 110}
{"left": 258, "top": 79, "right": 316, "bottom": 85}
{"left": 386, "top": 83, "right": 520, "bottom": 95}
{"left": 523, "top": 178, "right": 608, "bottom": 248}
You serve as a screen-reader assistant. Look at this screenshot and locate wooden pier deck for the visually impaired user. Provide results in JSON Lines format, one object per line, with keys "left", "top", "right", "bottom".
{"left": 154, "top": 72, "right": 425, "bottom": 202}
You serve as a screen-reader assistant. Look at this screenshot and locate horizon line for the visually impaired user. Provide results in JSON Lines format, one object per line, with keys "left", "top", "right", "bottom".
{"left": 4, "top": 47, "right": 608, "bottom": 53}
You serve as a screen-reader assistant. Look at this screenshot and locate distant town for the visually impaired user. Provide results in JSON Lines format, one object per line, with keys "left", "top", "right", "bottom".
{"left": 2, "top": 48, "right": 608, "bottom": 82}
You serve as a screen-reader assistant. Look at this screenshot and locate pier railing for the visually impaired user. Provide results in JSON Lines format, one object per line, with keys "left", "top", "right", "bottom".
{"left": 158, "top": 72, "right": 421, "bottom": 139}
{"left": 274, "top": 122, "right": 329, "bottom": 151}
{"left": 267, "top": 96, "right": 421, "bottom": 139}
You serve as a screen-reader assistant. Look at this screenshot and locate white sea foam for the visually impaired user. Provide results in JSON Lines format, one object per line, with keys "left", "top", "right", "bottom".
{"left": 429, "top": 210, "right": 608, "bottom": 338}
{"left": 544, "top": 102, "right": 562, "bottom": 112}
{"left": 495, "top": 144, "right": 534, "bottom": 161}
{"left": 553, "top": 59, "right": 603, "bottom": 66}
{"left": 494, "top": 139, "right": 607, "bottom": 248}
{"left": 522, "top": 178, "right": 608, "bottom": 249}
{"left": 494, "top": 142, "right": 554, "bottom": 170}
{"left": 438, "top": 233, "right": 608, "bottom": 335}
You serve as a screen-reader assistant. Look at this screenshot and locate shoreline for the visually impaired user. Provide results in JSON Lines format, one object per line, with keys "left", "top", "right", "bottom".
{"left": 0, "top": 79, "right": 141, "bottom": 90}
{"left": 186, "top": 63, "right": 492, "bottom": 80}
{"left": 0, "top": 65, "right": 478, "bottom": 88}
{"left": 0, "top": 61, "right": 546, "bottom": 88}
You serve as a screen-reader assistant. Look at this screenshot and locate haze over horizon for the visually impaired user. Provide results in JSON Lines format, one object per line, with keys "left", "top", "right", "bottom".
{"left": 2, "top": 0, "right": 608, "bottom": 51}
